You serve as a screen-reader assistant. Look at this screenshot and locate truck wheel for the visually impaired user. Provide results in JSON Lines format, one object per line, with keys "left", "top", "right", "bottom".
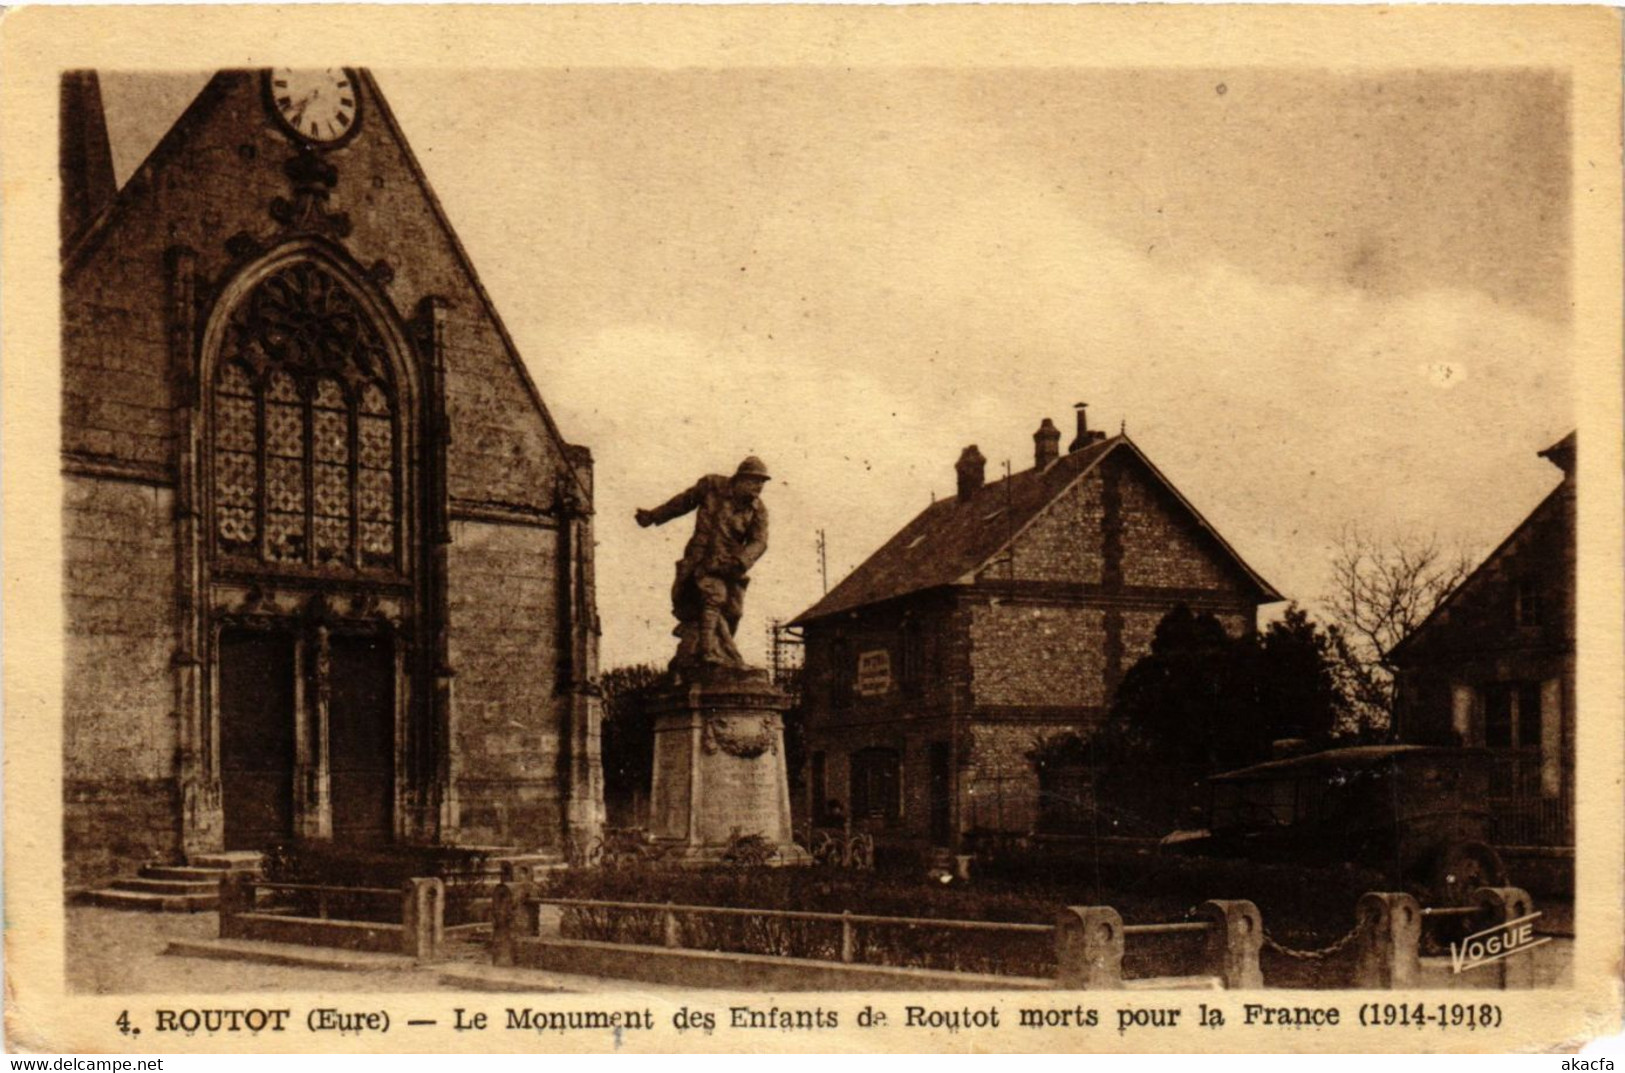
{"left": 1430, "top": 840, "right": 1507, "bottom": 906}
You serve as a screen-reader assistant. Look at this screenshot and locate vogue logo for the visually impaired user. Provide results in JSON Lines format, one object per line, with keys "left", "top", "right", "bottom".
{"left": 1448, "top": 911, "right": 1548, "bottom": 974}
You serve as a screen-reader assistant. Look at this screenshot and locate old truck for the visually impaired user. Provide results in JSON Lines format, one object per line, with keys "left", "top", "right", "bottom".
{"left": 1184, "top": 744, "right": 1506, "bottom": 904}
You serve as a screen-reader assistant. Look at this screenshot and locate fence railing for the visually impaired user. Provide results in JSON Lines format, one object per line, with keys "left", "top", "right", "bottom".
{"left": 493, "top": 886, "right": 1265, "bottom": 988}
{"left": 218, "top": 873, "right": 445, "bottom": 961}
{"left": 491, "top": 884, "right": 1539, "bottom": 990}
{"left": 1485, "top": 755, "right": 1572, "bottom": 846}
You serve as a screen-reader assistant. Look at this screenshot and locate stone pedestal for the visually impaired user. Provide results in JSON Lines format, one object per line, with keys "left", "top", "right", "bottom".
{"left": 647, "top": 668, "right": 811, "bottom": 865}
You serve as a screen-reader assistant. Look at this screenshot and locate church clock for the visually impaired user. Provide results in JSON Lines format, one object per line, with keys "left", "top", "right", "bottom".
{"left": 265, "top": 68, "right": 361, "bottom": 146}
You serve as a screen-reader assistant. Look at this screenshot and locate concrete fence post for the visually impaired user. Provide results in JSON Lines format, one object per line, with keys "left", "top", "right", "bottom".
{"left": 663, "top": 902, "right": 681, "bottom": 949}
{"left": 501, "top": 861, "right": 536, "bottom": 885}
{"left": 1352, "top": 892, "right": 1421, "bottom": 989}
{"left": 1197, "top": 900, "right": 1263, "bottom": 989}
{"left": 491, "top": 881, "right": 534, "bottom": 968}
{"left": 1473, "top": 887, "right": 1537, "bottom": 989}
{"left": 402, "top": 878, "right": 445, "bottom": 961}
{"left": 840, "top": 911, "right": 854, "bottom": 963}
{"left": 218, "top": 871, "right": 255, "bottom": 940}
{"left": 1054, "top": 906, "right": 1124, "bottom": 989}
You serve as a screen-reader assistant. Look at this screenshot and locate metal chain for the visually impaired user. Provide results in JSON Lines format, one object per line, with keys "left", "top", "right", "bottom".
{"left": 1261, "top": 917, "right": 1367, "bottom": 962}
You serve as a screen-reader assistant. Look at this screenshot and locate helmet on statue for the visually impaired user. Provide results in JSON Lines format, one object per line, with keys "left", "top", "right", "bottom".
{"left": 733, "top": 456, "right": 771, "bottom": 481}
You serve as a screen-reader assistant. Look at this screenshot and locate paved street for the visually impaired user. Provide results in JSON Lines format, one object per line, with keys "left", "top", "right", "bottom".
{"left": 67, "top": 907, "right": 446, "bottom": 994}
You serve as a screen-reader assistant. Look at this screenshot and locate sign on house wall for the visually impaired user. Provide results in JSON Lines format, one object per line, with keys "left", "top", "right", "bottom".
{"left": 856, "top": 650, "right": 893, "bottom": 696}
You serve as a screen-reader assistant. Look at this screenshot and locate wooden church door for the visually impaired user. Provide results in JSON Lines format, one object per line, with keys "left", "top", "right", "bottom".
{"left": 327, "top": 634, "right": 396, "bottom": 844}
{"left": 218, "top": 628, "right": 298, "bottom": 851}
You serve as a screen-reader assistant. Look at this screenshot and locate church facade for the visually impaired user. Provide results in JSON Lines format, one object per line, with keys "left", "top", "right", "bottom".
{"left": 61, "top": 69, "right": 604, "bottom": 887}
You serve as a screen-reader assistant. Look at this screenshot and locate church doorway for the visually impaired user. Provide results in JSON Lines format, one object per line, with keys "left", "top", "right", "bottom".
{"left": 201, "top": 253, "right": 421, "bottom": 854}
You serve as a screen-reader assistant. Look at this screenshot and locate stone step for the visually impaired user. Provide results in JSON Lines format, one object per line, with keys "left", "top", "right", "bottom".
{"left": 188, "top": 851, "right": 263, "bottom": 871}
{"left": 80, "top": 888, "right": 218, "bottom": 913}
{"left": 142, "top": 865, "right": 231, "bottom": 882}
{"left": 164, "top": 938, "right": 419, "bottom": 972}
{"left": 114, "top": 876, "right": 221, "bottom": 896}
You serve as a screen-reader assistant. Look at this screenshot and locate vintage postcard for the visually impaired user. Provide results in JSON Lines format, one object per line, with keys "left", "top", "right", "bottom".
{"left": 3, "top": 3, "right": 1622, "bottom": 1056}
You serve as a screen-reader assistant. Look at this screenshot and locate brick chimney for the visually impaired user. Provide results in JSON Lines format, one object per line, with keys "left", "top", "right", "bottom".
{"left": 956, "top": 445, "right": 986, "bottom": 500}
{"left": 1034, "top": 418, "right": 1060, "bottom": 469}
{"left": 1068, "top": 402, "right": 1107, "bottom": 453}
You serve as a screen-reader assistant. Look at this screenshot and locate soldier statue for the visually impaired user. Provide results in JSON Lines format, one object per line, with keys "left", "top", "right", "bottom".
{"left": 636, "top": 457, "right": 771, "bottom": 672}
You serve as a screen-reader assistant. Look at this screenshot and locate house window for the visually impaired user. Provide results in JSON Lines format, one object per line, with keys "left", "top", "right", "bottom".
{"left": 1484, "top": 685, "right": 1513, "bottom": 748}
{"left": 1515, "top": 576, "right": 1544, "bottom": 627}
{"left": 810, "top": 751, "right": 828, "bottom": 823}
{"left": 900, "top": 619, "right": 926, "bottom": 697}
{"left": 212, "top": 262, "right": 399, "bottom": 575}
{"left": 1516, "top": 682, "right": 1542, "bottom": 748}
{"left": 830, "top": 637, "right": 854, "bottom": 708}
{"left": 1482, "top": 681, "right": 1543, "bottom": 750}
{"left": 850, "top": 747, "right": 901, "bottom": 821}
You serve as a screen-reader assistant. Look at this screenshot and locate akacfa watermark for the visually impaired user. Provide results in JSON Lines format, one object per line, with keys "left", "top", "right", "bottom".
{"left": 1449, "top": 911, "right": 1548, "bottom": 974}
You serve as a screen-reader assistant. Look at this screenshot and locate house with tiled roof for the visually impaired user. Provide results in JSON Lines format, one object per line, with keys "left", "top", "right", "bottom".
{"left": 1388, "top": 433, "right": 1575, "bottom": 873}
{"left": 789, "top": 406, "right": 1281, "bottom": 849}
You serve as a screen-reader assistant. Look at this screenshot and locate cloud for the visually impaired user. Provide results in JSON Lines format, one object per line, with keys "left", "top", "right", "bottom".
{"left": 533, "top": 199, "right": 1570, "bottom": 666}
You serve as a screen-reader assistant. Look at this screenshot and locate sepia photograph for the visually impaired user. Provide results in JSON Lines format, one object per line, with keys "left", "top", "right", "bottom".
{"left": 6, "top": 3, "right": 1623, "bottom": 1056}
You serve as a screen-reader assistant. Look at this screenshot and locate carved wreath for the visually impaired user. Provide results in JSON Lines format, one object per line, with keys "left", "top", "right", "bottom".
{"left": 703, "top": 716, "right": 778, "bottom": 759}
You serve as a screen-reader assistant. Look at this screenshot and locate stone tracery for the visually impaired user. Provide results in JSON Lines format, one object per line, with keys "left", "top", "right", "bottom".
{"left": 212, "top": 262, "right": 398, "bottom": 573}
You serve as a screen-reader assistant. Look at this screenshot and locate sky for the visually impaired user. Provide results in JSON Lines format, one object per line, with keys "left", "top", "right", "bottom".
{"left": 98, "top": 67, "right": 1575, "bottom": 669}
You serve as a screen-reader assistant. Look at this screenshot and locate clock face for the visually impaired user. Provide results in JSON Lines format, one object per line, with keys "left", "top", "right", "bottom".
{"left": 267, "top": 68, "right": 360, "bottom": 145}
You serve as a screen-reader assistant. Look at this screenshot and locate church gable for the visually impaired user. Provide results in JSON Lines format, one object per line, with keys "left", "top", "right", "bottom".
{"left": 64, "top": 69, "right": 577, "bottom": 512}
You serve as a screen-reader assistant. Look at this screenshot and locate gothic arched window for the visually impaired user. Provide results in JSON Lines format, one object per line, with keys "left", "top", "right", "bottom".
{"left": 211, "top": 262, "right": 401, "bottom": 574}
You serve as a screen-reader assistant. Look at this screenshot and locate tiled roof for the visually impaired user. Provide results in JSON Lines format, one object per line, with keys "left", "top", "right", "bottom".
{"left": 791, "top": 435, "right": 1278, "bottom": 625}
{"left": 1386, "top": 430, "right": 1576, "bottom": 664}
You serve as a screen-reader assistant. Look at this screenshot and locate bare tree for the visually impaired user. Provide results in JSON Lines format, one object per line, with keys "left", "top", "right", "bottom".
{"left": 1325, "top": 525, "right": 1477, "bottom": 733}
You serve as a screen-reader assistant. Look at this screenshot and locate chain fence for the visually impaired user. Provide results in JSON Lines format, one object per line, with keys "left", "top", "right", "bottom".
{"left": 1260, "top": 916, "right": 1368, "bottom": 962}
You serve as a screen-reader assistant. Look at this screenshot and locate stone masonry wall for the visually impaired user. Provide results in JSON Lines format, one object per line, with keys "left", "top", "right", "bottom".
{"left": 960, "top": 721, "right": 1075, "bottom": 835}
{"left": 62, "top": 476, "right": 181, "bottom": 887}
{"left": 968, "top": 604, "right": 1108, "bottom": 708}
{"left": 1117, "top": 458, "right": 1233, "bottom": 590}
{"left": 445, "top": 519, "right": 563, "bottom": 847}
{"left": 1119, "top": 607, "right": 1252, "bottom": 657}
{"left": 1006, "top": 469, "right": 1105, "bottom": 583}
{"left": 799, "top": 590, "right": 965, "bottom": 732}
{"left": 804, "top": 718, "right": 951, "bottom": 844}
